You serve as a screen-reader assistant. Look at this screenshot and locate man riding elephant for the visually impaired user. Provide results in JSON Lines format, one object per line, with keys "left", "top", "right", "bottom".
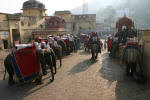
{"left": 4, "top": 42, "right": 55, "bottom": 85}
{"left": 110, "top": 33, "right": 119, "bottom": 57}
{"left": 121, "top": 37, "right": 142, "bottom": 78}
{"left": 48, "top": 37, "right": 62, "bottom": 67}
{"left": 69, "top": 35, "right": 75, "bottom": 53}
{"left": 40, "top": 41, "right": 57, "bottom": 75}
{"left": 73, "top": 35, "right": 81, "bottom": 51}
{"left": 89, "top": 32, "right": 100, "bottom": 60}
{"left": 57, "top": 38, "right": 67, "bottom": 56}
{"left": 51, "top": 37, "right": 62, "bottom": 67}
{"left": 4, "top": 46, "right": 43, "bottom": 85}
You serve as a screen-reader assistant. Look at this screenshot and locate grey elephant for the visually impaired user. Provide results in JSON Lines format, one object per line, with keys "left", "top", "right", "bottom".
{"left": 3, "top": 47, "right": 56, "bottom": 85}
{"left": 122, "top": 45, "right": 145, "bottom": 83}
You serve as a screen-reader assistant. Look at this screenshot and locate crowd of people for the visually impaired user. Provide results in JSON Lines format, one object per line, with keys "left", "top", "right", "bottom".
{"left": 107, "top": 28, "right": 138, "bottom": 57}
{"left": 4, "top": 32, "right": 106, "bottom": 85}
{"left": 4, "top": 33, "right": 82, "bottom": 85}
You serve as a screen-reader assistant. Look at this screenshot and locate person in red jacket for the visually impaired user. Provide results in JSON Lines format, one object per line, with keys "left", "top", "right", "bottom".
{"left": 107, "top": 36, "right": 113, "bottom": 52}
{"left": 89, "top": 32, "right": 100, "bottom": 59}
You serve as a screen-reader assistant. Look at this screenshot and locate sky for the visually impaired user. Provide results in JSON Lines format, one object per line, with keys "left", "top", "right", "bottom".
{"left": 0, "top": 0, "right": 94, "bottom": 15}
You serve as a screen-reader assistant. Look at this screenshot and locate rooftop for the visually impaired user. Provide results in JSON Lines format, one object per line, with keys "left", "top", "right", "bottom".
{"left": 22, "top": 0, "right": 45, "bottom": 10}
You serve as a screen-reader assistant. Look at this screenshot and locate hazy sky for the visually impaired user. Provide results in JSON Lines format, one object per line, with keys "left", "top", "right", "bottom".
{"left": 0, "top": 0, "right": 95, "bottom": 15}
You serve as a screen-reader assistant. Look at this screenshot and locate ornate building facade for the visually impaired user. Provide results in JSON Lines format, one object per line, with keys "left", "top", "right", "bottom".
{"left": 55, "top": 11, "right": 96, "bottom": 34}
{"left": 0, "top": 0, "right": 46, "bottom": 48}
{"left": 0, "top": 0, "right": 96, "bottom": 49}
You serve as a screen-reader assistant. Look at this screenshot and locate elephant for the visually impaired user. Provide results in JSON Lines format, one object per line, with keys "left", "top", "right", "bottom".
{"left": 122, "top": 45, "right": 145, "bottom": 83}
{"left": 91, "top": 43, "right": 98, "bottom": 60}
{"left": 37, "top": 48, "right": 56, "bottom": 77}
{"left": 84, "top": 40, "right": 89, "bottom": 51}
{"left": 76, "top": 37, "right": 81, "bottom": 50}
{"left": 3, "top": 53, "right": 43, "bottom": 86}
{"left": 52, "top": 46, "right": 62, "bottom": 67}
{"left": 73, "top": 37, "right": 80, "bottom": 52}
{"left": 57, "top": 40, "right": 67, "bottom": 56}
{"left": 69, "top": 41, "right": 76, "bottom": 53}
{"left": 3, "top": 48, "right": 56, "bottom": 85}
{"left": 109, "top": 41, "right": 119, "bottom": 57}
{"left": 4, "top": 53, "right": 16, "bottom": 85}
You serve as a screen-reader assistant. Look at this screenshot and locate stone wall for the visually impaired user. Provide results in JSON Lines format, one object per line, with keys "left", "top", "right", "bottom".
{"left": 0, "top": 14, "right": 9, "bottom": 31}
{"left": 23, "top": 9, "right": 45, "bottom": 17}
{"left": 55, "top": 11, "right": 96, "bottom": 34}
{"left": 139, "top": 30, "right": 150, "bottom": 79}
{"left": 20, "top": 15, "right": 45, "bottom": 43}
{"left": 73, "top": 14, "right": 96, "bottom": 33}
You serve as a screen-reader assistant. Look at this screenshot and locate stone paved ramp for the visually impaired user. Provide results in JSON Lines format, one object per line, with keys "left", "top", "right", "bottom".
{"left": 0, "top": 50, "right": 150, "bottom": 100}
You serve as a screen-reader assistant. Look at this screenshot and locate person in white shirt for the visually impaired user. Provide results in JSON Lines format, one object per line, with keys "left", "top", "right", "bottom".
{"left": 54, "top": 40, "right": 59, "bottom": 48}
{"left": 113, "top": 37, "right": 119, "bottom": 42}
{"left": 69, "top": 36, "right": 74, "bottom": 42}
{"left": 56, "top": 36, "right": 61, "bottom": 41}
{"left": 69, "top": 35, "right": 75, "bottom": 52}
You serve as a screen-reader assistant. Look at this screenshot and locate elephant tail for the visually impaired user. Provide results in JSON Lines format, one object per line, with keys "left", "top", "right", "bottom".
{"left": 3, "top": 67, "right": 7, "bottom": 80}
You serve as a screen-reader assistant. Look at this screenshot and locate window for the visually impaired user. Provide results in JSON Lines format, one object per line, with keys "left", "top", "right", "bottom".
{"left": 79, "top": 26, "right": 82, "bottom": 30}
{"left": 28, "top": 22, "right": 30, "bottom": 26}
{"left": 40, "top": 24, "right": 43, "bottom": 29}
{"left": 54, "top": 22, "right": 58, "bottom": 26}
{"left": 89, "top": 27, "right": 91, "bottom": 30}
{"left": 83, "top": 16, "right": 86, "bottom": 18}
{"left": 49, "top": 22, "right": 52, "bottom": 26}
{"left": 73, "top": 23, "right": 76, "bottom": 31}
{"left": 21, "top": 21, "right": 24, "bottom": 26}
{"left": 38, "top": 4, "right": 42, "bottom": 8}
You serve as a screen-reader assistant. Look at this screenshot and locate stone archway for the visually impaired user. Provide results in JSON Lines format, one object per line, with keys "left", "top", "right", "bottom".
{"left": 12, "top": 29, "right": 21, "bottom": 46}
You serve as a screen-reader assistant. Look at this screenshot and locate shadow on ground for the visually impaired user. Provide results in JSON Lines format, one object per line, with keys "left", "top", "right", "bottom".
{"left": 69, "top": 59, "right": 97, "bottom": 75}
{"left": 0, "top": 75, "right": 53, "bottom": 100}
{"left": 99, "top": 52, "right": 150, "bottom": 100}
{"left": 79, "top": 51, "right": 89, "bottom": 55}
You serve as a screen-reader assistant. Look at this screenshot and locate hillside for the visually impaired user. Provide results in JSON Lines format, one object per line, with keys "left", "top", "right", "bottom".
{"left": 71, "top": 0, "right": 150, "bottom": 29}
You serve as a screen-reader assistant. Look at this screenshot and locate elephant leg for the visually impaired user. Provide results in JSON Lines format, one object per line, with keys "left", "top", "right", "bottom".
{"left": 125, "top": 62, "right": 130, "bottom": 76}
{"left": 4, "top": 57, "right": 15, "bottom": 85}
{"left": 59, "top": 49, "right": 62, "bottom": 67}
{"left": 131, "top": 62, "right": 137, "bottom": 76}
{"left": 40, "top": 54, "right": 47, "bottom": 75}
{"left": 74, "top": 43, "right": 76, "bottom": 52}
{"left": 41, "top": 63, "right": 47, "bottom": 75}
{"left": 52, "top": 54, "right": 57, "bottom": 74}
{"left": 96, "top": 50, "right": 98, "bottom": 59}
{"left": 56, "top": 48, "right": 62, "bottom": 67}
{"left": 50, "top": 51, "right": 57, "bottom": 74}
{"left": 91, "top": 48, "right": 94, "bottom": 60}
{"left": 7, "top": 67, "right": 15, "bottom": 85}
{"left": 58, "top": 53, "right": 62, "bottom": 67}
{"left": 3, "top": 68, "right": 7, "bottom": 80}
{"left": 49, "top": 55, "right": 54, "bottom": 82}
{"left": 73, "top": 43, "right": 76, "bottom": 52}
{"left": 35, "top": 75, "right": 42, "bottom": 85}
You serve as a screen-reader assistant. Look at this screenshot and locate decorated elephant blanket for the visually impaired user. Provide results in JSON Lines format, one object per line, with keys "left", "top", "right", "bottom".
{"left": 122, "top": 45, "right": 141, "bottom": 63}
{"left": 11, "top": 46, "right": 40, "bottom": 84}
